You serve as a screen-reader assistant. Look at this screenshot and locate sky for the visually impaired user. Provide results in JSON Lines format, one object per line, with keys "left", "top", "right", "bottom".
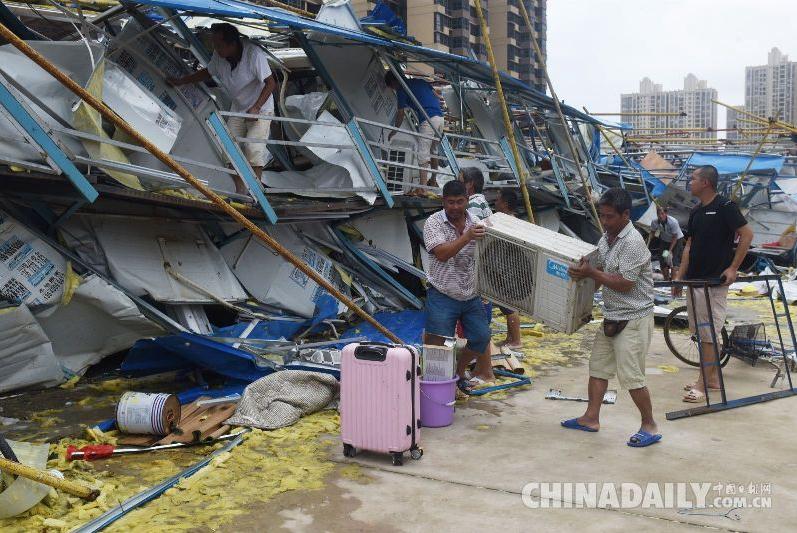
{"left": 547, "top": 0, "right": 797, "bottom": 130}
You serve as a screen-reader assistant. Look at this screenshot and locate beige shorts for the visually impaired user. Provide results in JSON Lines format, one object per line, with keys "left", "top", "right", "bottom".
{"left": 227, "top": 116, "right": 271, "bottom": 168}
{"left": 417, "top": 115, "right": 444, "bottom": 166}
{"left": 686, "top": 286, "right": 728, "bottom": 344}
{"left": 590, "top": 314, "right": 653, "bottom": 390}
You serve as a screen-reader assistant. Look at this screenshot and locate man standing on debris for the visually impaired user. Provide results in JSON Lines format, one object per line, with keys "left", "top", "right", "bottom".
{"left": 675, "top": 165, "right": 753, "bottom": 403}
{"left": 565, "top": 188, "right": 661, "bottom": 447}
{"left": 167, "top": 23, "right": 277, "bottom": 194}
{"left": 423, "top": 180, "right": 494, "bottom": 388}
{"left": 384, "top": 72, "right": 444, "bottom": 194}
{"left": 648, "top": 205, "right": 683, "bottom": 281}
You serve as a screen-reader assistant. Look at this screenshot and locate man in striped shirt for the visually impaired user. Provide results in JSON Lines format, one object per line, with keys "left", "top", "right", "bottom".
{"left": 423, "top": 180, "right": 494, "bottom": 386}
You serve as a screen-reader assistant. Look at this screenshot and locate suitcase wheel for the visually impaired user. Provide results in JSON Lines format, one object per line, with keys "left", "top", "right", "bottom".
{"left": 410, "top": 448, "right": 423, "bottom": 460}
{"left": 343, "top": 444, "right": 356, "bottom": 457}
{"left": 391, "top": 452, "right": 403, "bottom": 466}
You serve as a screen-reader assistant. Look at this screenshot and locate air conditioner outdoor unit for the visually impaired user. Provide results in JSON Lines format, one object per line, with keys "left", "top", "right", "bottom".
{"left": 476, "top": 212, "right": 598, "bottom": 334}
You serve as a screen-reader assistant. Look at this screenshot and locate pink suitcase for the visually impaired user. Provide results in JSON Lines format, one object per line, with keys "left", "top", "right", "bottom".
{"left": 340, "top": 342, "right": 422, "bottom": 466}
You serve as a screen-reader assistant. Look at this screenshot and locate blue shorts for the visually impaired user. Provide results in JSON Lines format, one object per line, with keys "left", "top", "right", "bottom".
{"left": 425, "top": 286, "right": 491, "bottom": 354}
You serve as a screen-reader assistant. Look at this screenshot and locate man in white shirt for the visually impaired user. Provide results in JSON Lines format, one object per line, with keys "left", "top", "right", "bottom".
{"left": 168, "top": 23, "right": 277, "bottom": 194}
{"left": 648, "top": 205, "right": 684, "bottom": 281}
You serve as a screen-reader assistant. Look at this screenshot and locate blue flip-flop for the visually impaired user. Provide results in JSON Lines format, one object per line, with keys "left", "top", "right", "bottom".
{"left": 627, "top": 431, "right": 662, "bottom": 447}
{"left": 560, "top": 418, "right": 598, "bottom": 432}
{"left": 457, "top": 378, "right": 474, "bottom": 395}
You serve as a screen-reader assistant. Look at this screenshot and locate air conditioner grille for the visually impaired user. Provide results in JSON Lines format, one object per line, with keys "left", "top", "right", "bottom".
{"left": 477, "top": 235, "right": 536, "bottom": 311}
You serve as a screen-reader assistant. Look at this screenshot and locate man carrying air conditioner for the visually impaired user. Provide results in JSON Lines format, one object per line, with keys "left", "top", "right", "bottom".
{"left": 565, "top": 188, "right": 661, "bottom": 448}
{"left": 423, "top": 180, "right": 495, "bottom": 391}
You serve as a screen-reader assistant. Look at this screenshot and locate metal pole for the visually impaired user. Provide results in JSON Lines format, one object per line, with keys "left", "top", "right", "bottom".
{"left": 515, "top": 0, "right": 600, "bottom": 230}
{"left": 714, "top": 98, "right": 797, "bottom": 134}
{"left": 731, "top": 123, "right": 773, "bottom": 202}
{"left": 702, "top": 283, "right": 727, "bottom": 405}
{"left": 471, "top": 0, "right": 535, "bottom": 224}
{"left": 261, "top": 0, "right": 314, "bottom": 17}
{"left": 0, "top": 22, "right": 403, "bottom": 345}
{"left": 774, "top": 278, "right": 796, "bottom": 391}
{"left": 589, "top": 112, "right": 688, "bottom": 117}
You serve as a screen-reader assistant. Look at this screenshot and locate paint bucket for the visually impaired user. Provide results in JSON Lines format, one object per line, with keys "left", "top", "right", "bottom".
{"left": 116, "top": 392, "right": 181, "bottom": 435}
{"left": 419, "top": 377, "right": 458, "bottom": 428}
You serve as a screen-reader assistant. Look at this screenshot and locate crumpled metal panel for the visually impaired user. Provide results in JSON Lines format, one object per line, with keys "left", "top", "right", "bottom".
{"left": 88, "top": 216, "right": 247, "bottom": 304}
{"left": 0, "top": 304, "right": 61, "bottom": 393}
{"left": 35, "top": 274, "right": 164, "bottom": 375}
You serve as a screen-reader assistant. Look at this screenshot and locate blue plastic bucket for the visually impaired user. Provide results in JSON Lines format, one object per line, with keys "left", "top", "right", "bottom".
{"left": 420, "top": 377, "right": 458, "bottom": 427}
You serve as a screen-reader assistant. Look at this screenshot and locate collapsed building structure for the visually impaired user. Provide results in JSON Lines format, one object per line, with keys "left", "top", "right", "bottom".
{"left": 0, "top": 0, "right": 661, "bottom": 392}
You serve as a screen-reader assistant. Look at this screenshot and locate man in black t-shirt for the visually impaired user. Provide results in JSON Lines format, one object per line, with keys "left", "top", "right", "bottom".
{"left": 674, "top": 165, "right": 753, "bottom": 403}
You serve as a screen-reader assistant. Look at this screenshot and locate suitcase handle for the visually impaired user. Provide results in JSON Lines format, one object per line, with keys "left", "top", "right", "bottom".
{"left": 354, "top": 344, "right": 387, "bottom": 361}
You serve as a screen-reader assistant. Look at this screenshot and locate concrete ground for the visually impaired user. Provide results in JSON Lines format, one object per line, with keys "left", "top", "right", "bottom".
{"left": 251, "top": 333, "right": 797, "bottom": 533}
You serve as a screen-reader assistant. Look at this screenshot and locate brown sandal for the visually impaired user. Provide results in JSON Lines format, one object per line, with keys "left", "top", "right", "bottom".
{"left": 683, "top": 383, "right": 721, "bottom": 391}
{"left": 683, "top": 388, "right": 706, "bottom": 403}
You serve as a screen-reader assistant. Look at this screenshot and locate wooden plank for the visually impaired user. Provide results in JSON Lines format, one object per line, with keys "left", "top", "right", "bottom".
{"left": 117, "top": 434, "right": 159, "bottom": 446}
{"left": 206, "top": 425, "right": 231, "bottom": 441}
{"left": 192, "top": 404, "right": 237, "bottom": 441}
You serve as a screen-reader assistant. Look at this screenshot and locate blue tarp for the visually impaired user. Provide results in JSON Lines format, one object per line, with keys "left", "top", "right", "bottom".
{"left": 121, "top": 293, "right": 339, "bottom": 379}
{"left": 360, "top": 0, "right": 406, "bottom": 37}
{"left": 124, "top": 332, "right": 277, "bottom": 382}
{"left": 215, "top": 292, "right": 339, "bottom": 340}
{"left": 336, "top": 309, "right": 425, "bottom": 348}
{"left": 685, "top": 152, "right": 785, "bottom": 175}
{"left": 132, "top": 0, "right": 595, "bottom": 123}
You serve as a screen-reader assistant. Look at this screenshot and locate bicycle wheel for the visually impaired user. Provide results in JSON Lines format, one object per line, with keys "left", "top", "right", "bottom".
{"left": 662, "top": 305, "right": 731, "bottom": 367}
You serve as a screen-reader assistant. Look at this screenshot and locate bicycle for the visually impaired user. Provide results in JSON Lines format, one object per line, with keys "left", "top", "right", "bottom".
{"left": 662, "top": 305, "right": 731, "bottom": 367}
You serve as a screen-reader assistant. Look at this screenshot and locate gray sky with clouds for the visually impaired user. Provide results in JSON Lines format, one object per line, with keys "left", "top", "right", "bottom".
{"left": 547, "top": 0, "right": 797, "bottom": 128}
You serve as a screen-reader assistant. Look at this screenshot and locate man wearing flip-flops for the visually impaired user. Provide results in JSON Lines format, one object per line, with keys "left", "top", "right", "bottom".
{"left": 564, "top": 188, "right": 662, "bottom": 448}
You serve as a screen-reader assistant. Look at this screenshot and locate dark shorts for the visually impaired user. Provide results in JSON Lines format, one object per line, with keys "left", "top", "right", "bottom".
{"left": 650, "top": 237, "right": 684, "bottom": 267}
{"left": 498, "top": 305, "right": 515, "bottom": 315}
{"left": 425, "top": 286, "right": 491, "bottom": 354}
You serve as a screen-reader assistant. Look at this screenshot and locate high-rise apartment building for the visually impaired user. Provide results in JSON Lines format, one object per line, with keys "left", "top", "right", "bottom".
{"left": 620, "top": 74, "right": 718, "bottom": 140}
{"left": 725, "top": 105, "right": 744, "bottom": 140}
{"left": 352, "top": 0, "right": 547, "bottom": 92}
{"left": 745, "top": 47, "right": 797, "bottom": 124}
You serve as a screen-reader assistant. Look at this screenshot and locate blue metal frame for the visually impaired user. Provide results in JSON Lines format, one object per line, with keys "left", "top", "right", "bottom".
{"left": 345, "top": 119, "right": 394, "bottom": 208}
{"left": 0, "top": 81, "right": 98, "bottom": 203}
{"left": 206, "top": 111, "right": 278, "bottom": 224}
{"left": 131, "top": 0, "right": 598, "bottom": 123}
{"left": 294, "top": 31, "right": 353, "bottom": 120}
{"left": 548, "top": 156, "right": 572, "bottom": 209}
{"left": 499, "top": 136, "right": 522, "bottom": 182}
{"left": 160, "top": 8, "right": 212, "bottom": 64}
{"left": 332, "top": 226, "right": 421, "bottom": 309}
{"left": 570, "top": 120, "right": 602, "bottom": 192}
{"left": 295, "top": 32, "right": 394, "bottom": 207}
{"left": 440, "top": 136, "right": 460, "bottom": 177}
